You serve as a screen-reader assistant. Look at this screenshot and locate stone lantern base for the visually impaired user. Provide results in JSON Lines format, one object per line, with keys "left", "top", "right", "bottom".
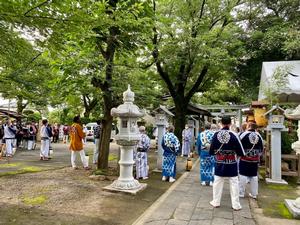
{"left": 284, "top": 199, "right": 300, "bottom": 219}
{"left": 103, "top": 181, "right": 147, "bottom": 195}
{"left": 265, "top": 178, "right": 288, "bottom": 185}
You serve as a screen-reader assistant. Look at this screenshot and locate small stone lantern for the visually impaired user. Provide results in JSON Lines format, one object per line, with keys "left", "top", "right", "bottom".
{"left": 103, "top": 85, "right": 146, "bottom": 194}
{"left": 264, "top": 104, "right": 288, "bottom": 185}
{"left": 154, "top": 105, "right": 174, "bottom": 171}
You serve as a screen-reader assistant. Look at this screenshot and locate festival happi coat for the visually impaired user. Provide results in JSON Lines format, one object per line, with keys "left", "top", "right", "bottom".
{"left": 161, "top": 132, "right": 180, "bottom": 177}
{"left": 197, "top": 129, "right": 215, "bottom": 182}
{"left": 209, "top": 127, "right": 245, "bottom": 177}
{"left": 239, "top": 130, "right": 264, "bottom": 177}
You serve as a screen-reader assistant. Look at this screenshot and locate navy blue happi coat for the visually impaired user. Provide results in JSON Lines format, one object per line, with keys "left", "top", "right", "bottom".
{"left": 209, "top": 127, "right": 245, "bottom": 177}
{"left": 239, "top": 130, "right": 264, "bottom": 177}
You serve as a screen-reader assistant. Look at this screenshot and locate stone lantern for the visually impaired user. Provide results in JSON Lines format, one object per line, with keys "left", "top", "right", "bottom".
{"left": 103, "top": 85, "right": 146, "bottom": 194}
{"left": 154, "top": 105, "right": 174, "bottom": 171}
{"left": 264, "top": 104, "right": 288, "bottom": 185}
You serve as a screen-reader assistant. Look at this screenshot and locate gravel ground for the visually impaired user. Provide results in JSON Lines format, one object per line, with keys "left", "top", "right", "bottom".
{"left": 0, "top": 141, "right": 196, "bottom": 225}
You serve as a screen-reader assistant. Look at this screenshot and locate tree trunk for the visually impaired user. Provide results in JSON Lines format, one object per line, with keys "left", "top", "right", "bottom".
{"left": 83, "top": 110, "right": 91, "bottom": 119}
{"left": 97, "top": 111, "right": 113, "bottom": 170}
{"left": 16, "top": 97, "right": 26, "bottom": 114}
{"left": 173, "top": 101, "right": 188, "bottom": 143}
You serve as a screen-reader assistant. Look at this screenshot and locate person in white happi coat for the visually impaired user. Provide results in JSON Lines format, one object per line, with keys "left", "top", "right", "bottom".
{"left": 181, "top": 124, "right": 192, "bottom": 157}
{"left": 40, "top": 119, "right": 51, "bottom": 161}
{"left": 239, "top": 122, "right": 263, "bottom": 199}
{"left": 3, "top": 119, "right": 17, "bottom": 157}
{"left": 136, "top": 126, "right": 151, "bottom": 180}
{"left": 209, "top": 116, "right": 245, "bottom": 211}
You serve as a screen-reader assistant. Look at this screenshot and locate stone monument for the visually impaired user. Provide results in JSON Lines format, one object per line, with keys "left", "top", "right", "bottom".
{"left": 103, "top": 85, "right": 146, "bottom": 194}
{"left": 284, "top": 105, "right": 300, "bottom": 218}
{"left": 264, "top": 105, "right": 288, "bottom": 185}
{"left": 154, "top": 105, "right": 174, "bottom": 171}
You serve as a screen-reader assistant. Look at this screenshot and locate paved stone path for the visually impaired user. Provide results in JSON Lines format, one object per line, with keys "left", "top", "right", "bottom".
{"left": 133, "top": 160, "right": 256, "bottom": 225}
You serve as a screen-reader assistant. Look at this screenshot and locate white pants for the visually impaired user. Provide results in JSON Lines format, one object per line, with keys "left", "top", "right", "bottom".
{"left": 28, "top": 140, "right": 34, "bottom": 150}
{"left": 93, "top": 138, "right": 100, "bottom": 164}
{"left": 63, "top": 135, "right": 68, "bottom": 143}
{"left": 5, "top": 139, "right": 13, "bottom": 156}
{"left": 210, "top": 175, "right": 242, "bottom": 210}
{"left": 239, "top": 175, "right": 258, "bottom": 198}
{"left": 71, "top": 150, "right": 88, "bottom": 168}
{"left": 41, "top": 139, "right": 50, "bottom": 157}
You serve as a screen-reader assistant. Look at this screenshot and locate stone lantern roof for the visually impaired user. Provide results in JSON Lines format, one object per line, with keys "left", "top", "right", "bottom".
{"left": 111, "top": 85, "right": 145, "bottom": 118}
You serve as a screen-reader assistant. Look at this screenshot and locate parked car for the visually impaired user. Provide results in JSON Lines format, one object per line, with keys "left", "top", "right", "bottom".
{"left": 85, "top": 122, "right": 117, "bottom": 142}
{"left": 85, "top": 122, "right": 97, "bottom": 141}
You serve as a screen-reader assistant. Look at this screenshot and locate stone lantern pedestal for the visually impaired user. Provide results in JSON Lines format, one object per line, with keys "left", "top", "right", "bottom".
{"left": 153, "top": 105, "right": 174, "bottom": 171}
{"left": 103, "top": 85, "right": 147, "bottom": 195}
{"left": 264, "top": 105, "right": 288, "bottom": 185}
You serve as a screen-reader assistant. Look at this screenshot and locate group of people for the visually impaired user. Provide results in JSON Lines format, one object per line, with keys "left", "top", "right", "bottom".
{"left": 197, "top": 116, "right": 263, "bottom": 211}
{"left": 158, "top": 116, "right": 264, "bottom": 211}
{"left": 0, "top": 119, "right": 38, "bottom": 157}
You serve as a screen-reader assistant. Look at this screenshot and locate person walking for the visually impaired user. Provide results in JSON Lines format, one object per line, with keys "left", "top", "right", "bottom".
{"left": 181, "top": 124, "right": 192, "bottom": 157}
{"left": 40, "top": 119, "right": 51, "bottom": 160}
{"left": 69, "top": 116, "right": 89, "bottom": 170}
{"left": 239, "top": 122, "right": 263, "bottom": 199}
{"left": 196, "top": 123, "right": 217, "bottom": 186}
{"left": 209, "top": 116, "right": 245, "bottom": 211}
{"left": 161, "top": 125, "right": 180, "bottom": 183}
{"left": 136, "top": 126, "right": 151, "bottom": 180}
{"left": 63, "top": 124, "right": 70, "bottom": 144}
{"left": 3, "top": 119, "right": 16, "bottom": 157}
{"left": 28, "top": 122, "right": 37, "bottom": 150}
{"left": 93, "top": 120, "right": 102, "bottom": 165}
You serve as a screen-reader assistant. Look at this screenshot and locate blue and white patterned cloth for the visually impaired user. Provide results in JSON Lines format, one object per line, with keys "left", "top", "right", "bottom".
{"left": 161, "top": 132, "right": 180, "bottom": 178}
{"left": 182, "top": 128, "right": 192, "bottom": 156}
{"left": 136, "top": 133, "right": 151, "bottom": 179}
{"left": 196, "top": 130, "right": 215, "bottom": 183}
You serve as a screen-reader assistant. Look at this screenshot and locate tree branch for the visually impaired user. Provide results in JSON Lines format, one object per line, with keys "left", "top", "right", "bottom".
{"left": 151, "top": 0, "right": 176, "bottom": 98}
{"left": 24, "top": 0, "right": 51, "bottom": 16}
{"left": 185, "top": 65, "right": 208, "bottom": 101}
{"left": 91, "top": 77, "right": 104, "bottom": 90}
{"left": 199, "top": 0, "right": 206, "bottom": 19}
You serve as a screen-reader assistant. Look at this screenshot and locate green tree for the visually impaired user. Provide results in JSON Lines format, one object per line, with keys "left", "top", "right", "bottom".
{"left": 150, "top": 0, "right": 245, "bottom": 138}
{"left": 0, "top": 0, "right": 158, "bottom": 169}
{"left": 235, "top": 0, "right": 300, "bottom": 100}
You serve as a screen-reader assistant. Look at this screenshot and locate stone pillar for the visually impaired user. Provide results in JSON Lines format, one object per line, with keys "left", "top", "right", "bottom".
{"left": 156, "top": 124, "right": 165, "bottom": 170}
{"left": 270, "top": 129, "right": 285, "bottom": 182}
{"left": 238, "top": 109, "right": 242, "bottom": 129}
{"left": 266, "top": 127, "right": 288, "bottom": 185}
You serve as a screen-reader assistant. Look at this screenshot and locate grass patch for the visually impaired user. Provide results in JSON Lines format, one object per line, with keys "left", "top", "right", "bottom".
{"left": 258, "top": 180, "right": 298, "bottom": 219}
{"left": 266, "top": 184, "right": 292, "bottom": 190}
{"left": 22, "top": 195, "right": 47, "bottom": 205}
{"left": 0, "top": 166, "right": 42, "bottom": 177}
{"left": 0, "top": 163, "right": 21, "bottom": 168}
{"left": 108, "top": 154, "right": 118, "bottom": 161}
{"left": 94, "top": 169, "right": 108, "bottom": 175}
{"left": 278, "top": 203, "right": 293, "bottom": 219}
{"left": 22, "top": 166, "right": 42, "bottom": 172}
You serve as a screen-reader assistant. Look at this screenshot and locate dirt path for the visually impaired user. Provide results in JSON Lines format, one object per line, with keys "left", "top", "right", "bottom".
{"left": 0, "top": 142, "right": 192, "bottom": 225}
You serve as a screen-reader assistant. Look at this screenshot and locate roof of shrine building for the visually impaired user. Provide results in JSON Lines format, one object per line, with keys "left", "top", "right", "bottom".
{"left": 0, "top": 109, "right": 24, "bottom": 119}
{"left": 169, "top": 103, "right": 211, "bottom": 117}
{"left": 258, "top": 60, "right": 300, "bottom": 103}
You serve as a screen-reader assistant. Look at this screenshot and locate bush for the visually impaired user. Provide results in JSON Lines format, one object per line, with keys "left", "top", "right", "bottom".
{"left": 281, "top": 131, "right": 297, "bottom": 154}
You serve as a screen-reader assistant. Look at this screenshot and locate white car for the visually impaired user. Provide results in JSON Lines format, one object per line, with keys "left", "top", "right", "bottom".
{"left": 85, "top": 122, "right": 117, "bottom": 142}
{"left": 85, "top": 122, "right": 97, "bottom": 141}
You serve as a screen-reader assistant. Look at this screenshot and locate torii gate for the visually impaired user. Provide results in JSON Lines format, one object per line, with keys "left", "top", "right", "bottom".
{"left": 199, "top": 104, "right": 250, "bottom": 128}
